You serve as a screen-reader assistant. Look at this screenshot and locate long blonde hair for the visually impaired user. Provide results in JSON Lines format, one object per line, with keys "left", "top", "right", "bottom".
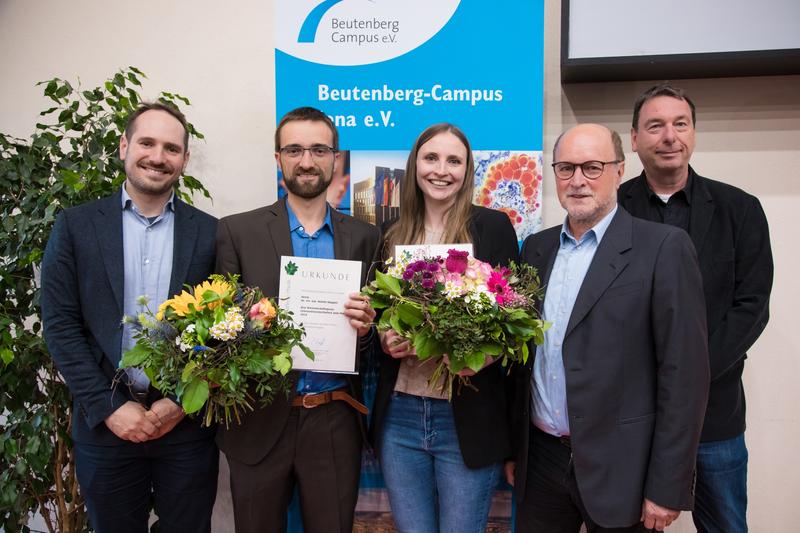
{"left": 383, "top": 123, "right": 475, "bottom": 260}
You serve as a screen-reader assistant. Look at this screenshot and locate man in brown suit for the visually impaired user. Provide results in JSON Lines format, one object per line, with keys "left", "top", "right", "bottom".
{"left": 215, "top": 107, "right": 380, "bottom": 533}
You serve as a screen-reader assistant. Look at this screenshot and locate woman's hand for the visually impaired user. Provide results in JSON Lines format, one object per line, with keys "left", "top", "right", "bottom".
{"left": 379, "top": 329, "right": 416, "bottom": 359}
{"left": 443, "top": 354, "right": 497, "bottom": 376}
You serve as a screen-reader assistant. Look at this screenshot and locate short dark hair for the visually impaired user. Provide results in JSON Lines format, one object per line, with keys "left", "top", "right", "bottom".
{"left": 632, "top": 83, "right": 696, "bottom": 130}
{"left": 124, "top": 102, "right": 190, "bottom": 151}
{"left": 274, "top": 107, "right": 339, "bottom": 152}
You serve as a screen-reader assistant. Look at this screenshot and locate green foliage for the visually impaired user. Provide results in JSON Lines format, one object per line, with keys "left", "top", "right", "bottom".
{"left": 0, "top": 67, "right": 209, "bottom": 532}
{"left": 121, "top": 275, "right": 308, "bottom": 428}
{"left": 364, "top": 257, "right": 550, "bottom": 399}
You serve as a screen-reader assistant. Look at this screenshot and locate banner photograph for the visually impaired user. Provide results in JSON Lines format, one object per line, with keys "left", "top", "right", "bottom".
{"left": 275, "top": 1, "right": 544, "bottom": 529}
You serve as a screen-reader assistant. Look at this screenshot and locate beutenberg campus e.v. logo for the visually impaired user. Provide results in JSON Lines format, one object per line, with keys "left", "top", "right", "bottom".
{"left": 276, "top": 0, "right": 460, "bottom": 66}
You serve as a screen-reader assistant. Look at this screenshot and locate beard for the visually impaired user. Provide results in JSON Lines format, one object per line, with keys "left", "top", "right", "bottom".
{"left": 283, "top": 166, "right": 333, "bottom": 200}
{"left": 125, "top": 159, "right": 181, "bottom": 197}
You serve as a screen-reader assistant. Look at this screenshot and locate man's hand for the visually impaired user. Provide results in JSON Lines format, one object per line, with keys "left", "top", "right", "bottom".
{"left": 104, "top": 401, "right": 159, "bottom": 442}
{"left": 504, "top": 461, "right": 516, "bottom": 486}
{"left": 379, "top": 328, "right": 415, "bottom": 359}
{"left": 146, "top": 398, "right": 186, "bottom": 440}
{"left": 641, "top": 498, "right": 680, "bottom": 531}
{"left": 343, "top": 293, "right": 376, "bottom": 337}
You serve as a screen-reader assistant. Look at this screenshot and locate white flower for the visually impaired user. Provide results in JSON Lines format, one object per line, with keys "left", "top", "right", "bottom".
{"left": 443, "top": 280, "right": 464, "bottom": 300}
{"left": 209, "top": 307, "right": 245, "bottom": 341}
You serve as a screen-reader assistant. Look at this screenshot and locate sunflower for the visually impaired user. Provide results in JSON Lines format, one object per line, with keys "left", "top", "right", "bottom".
{"left": 193, "top": 278, "right": 234, "bottom": 310}
{"left": 157, "top": 289, "right": 202, "bottom": 319}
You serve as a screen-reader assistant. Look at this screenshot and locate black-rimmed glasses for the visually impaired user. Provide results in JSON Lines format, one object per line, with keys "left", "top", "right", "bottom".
{"left": 279, "top": 144, "right": 337, "bottom": 159}
{"left": 551, "top": 160, "right": 621, "bottom": 180}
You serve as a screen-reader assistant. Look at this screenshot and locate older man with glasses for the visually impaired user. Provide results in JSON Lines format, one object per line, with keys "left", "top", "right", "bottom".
{"left": 508, "top": 123, "right": 710, "bottom": 532}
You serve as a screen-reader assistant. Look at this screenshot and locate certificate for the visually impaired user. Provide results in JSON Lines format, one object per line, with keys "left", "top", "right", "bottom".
{"left": 279, "top": 256, "right": 363, "bottom": 374}
{"left": 395, "top": 243, "right": 474, "bottom": 262}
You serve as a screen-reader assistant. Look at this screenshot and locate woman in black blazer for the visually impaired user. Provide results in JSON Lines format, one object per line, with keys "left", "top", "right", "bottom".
{"left": 370, "top": 123, "right": 519, "bottom": 533}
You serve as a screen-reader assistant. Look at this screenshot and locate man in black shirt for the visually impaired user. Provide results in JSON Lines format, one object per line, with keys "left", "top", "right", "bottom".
{"left": 619, "top": 84, "right": 774, "bottom": 533}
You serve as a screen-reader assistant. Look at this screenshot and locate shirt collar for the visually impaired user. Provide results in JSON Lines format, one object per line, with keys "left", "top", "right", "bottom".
{"left": 285, "top": 200, "right": 333, "bottom": 236}
{"left": 121, "top": 184, "right": 175, "bottom": 214}
{"left": 560, "top": 205, "right": 617, "bottom": 246}
{"left": 644, "top": 169, "right": 693, "bottom": 205}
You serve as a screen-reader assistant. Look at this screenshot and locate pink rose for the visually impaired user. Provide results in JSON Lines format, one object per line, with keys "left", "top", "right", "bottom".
{"left": 445, "top": 249, "right": 469, "bottom": 274}
{"left": 249, "top": 298, "right": 277, "bottom": 329}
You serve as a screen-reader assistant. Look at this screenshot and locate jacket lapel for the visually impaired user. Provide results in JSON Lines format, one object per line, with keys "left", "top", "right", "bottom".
{"left": 170, "top": 198, "right": 198, "bottom": 297}
{"left": 564, "top": 209, "right": 632, "bottom": 339}
{"left": 266, "top": 198, "right": 294, "bottom": 260}
{"left": 331, "top": 207, "right": 352, "bottom": 261}
{"left": 688, "top": 168, "right": 714, "bottom": 258}
{"left": 93, "top": 191, "right": 124, "bottom": 314}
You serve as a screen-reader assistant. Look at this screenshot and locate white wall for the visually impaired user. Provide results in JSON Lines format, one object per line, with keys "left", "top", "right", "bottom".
{"left": 2, "top": 1, "right": 797, "bottom": 531}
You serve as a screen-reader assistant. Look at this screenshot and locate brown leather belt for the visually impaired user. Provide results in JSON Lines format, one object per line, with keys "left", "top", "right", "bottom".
{"left": 292, "top": 390, "right": 368, "bottom": 415}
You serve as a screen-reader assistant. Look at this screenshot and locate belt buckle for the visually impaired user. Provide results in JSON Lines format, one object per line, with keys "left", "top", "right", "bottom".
{"left": 301, "top": 393, "right": 320, "bottom": 409}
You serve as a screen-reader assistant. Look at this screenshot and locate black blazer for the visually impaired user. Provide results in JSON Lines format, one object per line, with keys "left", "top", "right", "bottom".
{"left": 41, "top": 190, "right": 217, "bottom": 446}
{"left": 214, "top": 198, "right": 381, "bottom": 465}
{"left": 619, "top": 168, "right": 773, "bottom": 441}
{"left": 512, "top": 207, "right": 709, "bottom": 527}
{"left": 370, "top": 205, "right": 520, "bottom": 469}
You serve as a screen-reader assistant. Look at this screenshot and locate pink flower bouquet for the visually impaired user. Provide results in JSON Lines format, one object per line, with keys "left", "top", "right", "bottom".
{"left": 363, "top": 249, "right": 549, "bottom": 397}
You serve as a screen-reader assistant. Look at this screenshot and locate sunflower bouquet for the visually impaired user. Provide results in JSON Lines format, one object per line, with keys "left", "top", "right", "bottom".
{"left": 121, "top": 274, "right": 312, "bottom": 427}
{"left": 363, "top": 249, "right": 549, "bottom": 398}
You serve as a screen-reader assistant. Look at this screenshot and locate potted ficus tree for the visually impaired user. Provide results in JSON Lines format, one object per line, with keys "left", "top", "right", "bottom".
{"left": 0, "top": 67, "right": 210, "bottom": 533}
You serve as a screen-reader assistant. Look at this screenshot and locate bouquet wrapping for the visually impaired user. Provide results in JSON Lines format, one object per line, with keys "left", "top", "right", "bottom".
{"left": 363, "top": 249, "right": 549, "bottom": 397}
{"left": 121, "top": 274, "right": 313, "bottom": 427}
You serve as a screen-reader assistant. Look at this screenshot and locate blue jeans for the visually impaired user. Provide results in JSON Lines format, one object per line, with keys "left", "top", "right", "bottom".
{"left": 378, "top": 392, "right": 502, "bottom": 533}
{"left": 693, "top": 434, "right": 748, "bottom": 533}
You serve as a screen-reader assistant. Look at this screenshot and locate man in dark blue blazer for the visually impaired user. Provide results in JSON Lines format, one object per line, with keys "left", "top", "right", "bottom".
{"left": 41, "top": 103, "right": 218, "bottom": 533}
{"left": 620, "top": 84, "right": 774, "bottom": 533}
{"left": 509, "top": 124, "right": 709, "bottom": 532}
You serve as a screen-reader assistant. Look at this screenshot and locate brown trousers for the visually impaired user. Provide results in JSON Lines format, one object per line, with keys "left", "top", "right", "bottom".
{"left": 227, "top": 400, "right": 362, "bottom": 533}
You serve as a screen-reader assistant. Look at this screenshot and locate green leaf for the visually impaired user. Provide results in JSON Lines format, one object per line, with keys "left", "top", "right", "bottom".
{"left": 120, "top": 343, "right": 150, "bottom": 367}
{"left": 0, "top": 348, "right": 13, "bottom": 365}
{"left": 181, "top": 360, "right": 197, "bottom": 382}
{"left": 396, "top": 302, "right": 423, "bottom": 328}
{"left": 389, "top": 312, "right": 403, "bottom": 335}
{"left": 465, "top": 351, "right": 486, "bottom": 372}
{"left": 413, "top": 331, "right": 445, "bottom": 359}
{"left": 181, "top": 378, "right": 209, "bottom": 414}
{"left": 229, "top": 362, "right": 241, "bottom": 384}
{"left": 478, "top": 343, "right": 502, "bottom": 356}
{"left": 274, "top": 352, "right": 293, "bottom": 374}
{"left": 375, "top": 270, "right": 402, "bottom": 297}
{"left": 299, "top": 343, "right": 314, "bottom": 361}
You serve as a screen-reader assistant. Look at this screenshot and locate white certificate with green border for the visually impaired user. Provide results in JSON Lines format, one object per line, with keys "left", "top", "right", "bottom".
{"left": 279, "top": 256, "right": 363, "bottom": 374}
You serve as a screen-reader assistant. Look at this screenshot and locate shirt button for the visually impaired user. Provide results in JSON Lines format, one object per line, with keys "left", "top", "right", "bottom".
{"left": 299, "top": 226, "right": 305, "bottom": 233}
{"left": 144, "top": 259, "right": 150, "bottom": 264}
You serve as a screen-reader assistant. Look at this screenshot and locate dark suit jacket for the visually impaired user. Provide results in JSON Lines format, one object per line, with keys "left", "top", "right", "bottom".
{"left": 41, "top": 189, "right": 217, "bottom": 446}
{"left": 370, "top": 205, "right": 520, "bottom": 468}
{"left": 512, "top": 207, "right": 709, "bottom": 527}
{"left": 214, "top": 198, "right": 381, "bottom": 465}
{"left": 619, "top": 168, "right": 773, "bottom": 441}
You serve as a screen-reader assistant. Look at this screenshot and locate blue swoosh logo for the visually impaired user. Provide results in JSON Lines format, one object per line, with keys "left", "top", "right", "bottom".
{"left": 298, "top": 0, "right": 344, "bottom": 43}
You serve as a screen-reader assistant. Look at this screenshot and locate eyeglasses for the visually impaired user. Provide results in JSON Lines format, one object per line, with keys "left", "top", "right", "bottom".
{"left": 551, "top": 160, "right": 622, "bottom": 180}
{"left": 279, "top": 144, "right": 337, "bottom": 159}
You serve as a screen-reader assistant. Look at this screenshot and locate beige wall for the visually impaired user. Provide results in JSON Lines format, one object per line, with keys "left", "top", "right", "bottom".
{"left": 2, "top": 1, "right": 797, "bottom": 530}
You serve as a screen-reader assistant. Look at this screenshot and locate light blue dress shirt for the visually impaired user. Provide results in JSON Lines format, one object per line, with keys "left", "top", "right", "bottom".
{"left": 285, "top": 202, "right": 349, "bottom": 394}
{"left": 120, "top": 186, "right": 174, "bottom": 391}
{"left": 532, "top": 206, "right": 617, "bottom": 436}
